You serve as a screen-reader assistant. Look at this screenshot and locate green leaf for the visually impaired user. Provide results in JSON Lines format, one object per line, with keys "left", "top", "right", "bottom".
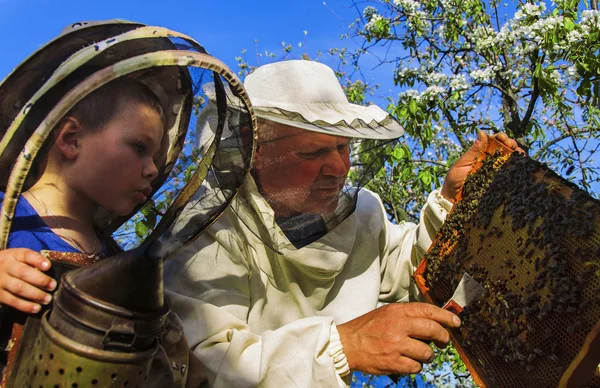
{"left": 419, "top": 170, "right": 432, "bottom": 185}
{"left": 143, "top": 210, "right": 157, "bottom": 229}
{"left": 402, "top": 144, "right": 412, "bottom": 160}
{"left": 563, "top": 17, "right": 575, "bottom": 32}
{"left": 135, "top": 222, "right": 149, "bottom": 238}
{"left": 533, "top": 62, "right": 542, "bottom": 78}
{"left": 393, "top": 147, "right": 405, "bottom": 160}
{"left": 409, "top": 99, "right": 418, "bottom": 115}
{"left": 140, "top": 199, "right": 155, "bottom": 216}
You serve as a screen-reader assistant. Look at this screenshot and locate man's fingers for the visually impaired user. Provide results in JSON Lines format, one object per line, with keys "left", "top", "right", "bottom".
{"left": 0, "top": 291, "right": 42, "bottom": 314}
{"left": 404, "top": 317, "right": 451, "bottom": 347}
{"left": 491, "top": 132, "right": 526, "bottom": 154}
{"left": 393, "top": 302, "right": 461, "bottom": 328}
{"left": 394, "top": 356, "right": 424, "bottom": 375}
{"left": 452, "top": 130, "right": 488, "bottom": 169}
{"left": 6, "top": 260, "right": 56, "bottom": 291}
{"left": 463, "top": 130, "right": 487, "bottom": 158}
{"left": 398, "top": 338, "right": 435, "bottom": 363}
{"left": 491, "top": 132, "right": 519, "bottom": 150}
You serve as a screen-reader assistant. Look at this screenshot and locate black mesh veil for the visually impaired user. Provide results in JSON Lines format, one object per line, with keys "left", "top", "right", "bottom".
{"left": 222, "top": 59, "right": 404, "bottom": 254}
{"left": 0, "top": 21, "right": 255, "bottom": 260}
{"left": 146, "top": 75, "right": 255, "bottom": 259}
{"left": 225, "top": 118, "right": 399, "bottom": 254}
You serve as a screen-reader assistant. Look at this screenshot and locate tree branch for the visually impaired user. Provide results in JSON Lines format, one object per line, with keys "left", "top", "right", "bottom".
{"left": 411, "top": 159, "right": 448, "bottom": 167}
{"left": 533, "top": 129, "right": 596, "bottom": 158}
{"left": 565, "top": 122, "right": 590, "bottom": 189}
{"left": 441, "top": 107, "right": 469, "bottom": 149}
{"left": 521, "top": 75, "right": 540, "bottom": 131}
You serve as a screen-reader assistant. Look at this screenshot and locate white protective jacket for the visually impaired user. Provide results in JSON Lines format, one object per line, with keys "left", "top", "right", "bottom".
{"left": 164, "top": 178, "right": 452, "bottom": 387}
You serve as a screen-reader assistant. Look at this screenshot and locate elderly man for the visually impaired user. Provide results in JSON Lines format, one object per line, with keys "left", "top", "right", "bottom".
{"left": 164, "top": 60, "right": 517, "bottom": 387}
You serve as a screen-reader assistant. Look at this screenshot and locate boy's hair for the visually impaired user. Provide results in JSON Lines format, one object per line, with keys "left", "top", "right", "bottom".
{"left": 30, "top": 77, "right": 166, "bottom": 184}
{"left": 65, "top": 77, "right": 166, "bottom": 132}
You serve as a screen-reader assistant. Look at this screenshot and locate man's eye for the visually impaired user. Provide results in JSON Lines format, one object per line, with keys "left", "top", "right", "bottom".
{"left": 338, "top": 143, "right": 350, "bottom": 153}
{"left": 298, "top": 151, "right": 322, "bottom": 159}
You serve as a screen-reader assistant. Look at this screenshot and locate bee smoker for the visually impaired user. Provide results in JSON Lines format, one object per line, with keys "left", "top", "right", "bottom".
{"left": 5, "top": 247, "right": 168, "bottom": 387}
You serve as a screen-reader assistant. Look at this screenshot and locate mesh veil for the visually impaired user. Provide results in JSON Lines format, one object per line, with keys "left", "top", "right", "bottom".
{"left": 226, "top": 108, "right": 401, "bottom": 255}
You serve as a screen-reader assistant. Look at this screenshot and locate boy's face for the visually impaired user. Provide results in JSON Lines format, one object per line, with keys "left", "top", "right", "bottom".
{"left": 70, "top": 100, "right": 165, "bottom": 216}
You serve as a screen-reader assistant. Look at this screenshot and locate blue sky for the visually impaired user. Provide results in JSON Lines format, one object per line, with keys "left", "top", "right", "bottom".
{"left": 0, "top": 0, "right": 371, "bottom": 84}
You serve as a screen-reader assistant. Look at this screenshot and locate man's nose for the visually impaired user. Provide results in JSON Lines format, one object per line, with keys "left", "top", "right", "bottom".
{"left": 321, "top": 150, "right": 349, "bottom": 177}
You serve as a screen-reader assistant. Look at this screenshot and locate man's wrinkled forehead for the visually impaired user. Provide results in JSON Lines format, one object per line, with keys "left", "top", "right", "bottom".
{"left": 257, "top": 120, "right": 308, "bottom": 145}
{"left": 257, "top": 119, "right": 350, "bottom": 146}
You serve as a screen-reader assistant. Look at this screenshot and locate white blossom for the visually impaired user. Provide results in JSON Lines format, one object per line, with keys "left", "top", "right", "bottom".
{"left": 405, "top": 11, "right": 431, "bottom": 31}
{"left": 566, "top": 30, "right": 583, "bottom": 44}
{"left": 549, "top": 69, "right": 562, "bottom": 84}
{"left": 435, "top": 24, "right": 445, "bottom": 36}
{"left": 530, "top": 16, "right": 563, "bottom": 34}
{"left": 514, "top": 2, "right": 546, "bottom": 20}
{"left": 397, "top": 67, "right": 419, "bottom": 81}
{"left": 394, "top": 0, "right": 421, "bottom": 13}
{"left": 580, "top": 10, "right": 600, "bottom": 36}
{"left": 471, "top": 26, "right": 497, "bottom": 51}
{"left": 449, "top": 74, "right": 470, "bottom": 91}
{"left": 581, "top": 10, "right": 600, "bottom": 25}
{"left": 399, "top": 89, "right": 420, "bottom": 100}
{"left": 363, "top": 6, "right": 377, "bottom": 19}
{"left": 470, "top": 68, "right": 494, "bottom": 82}
{"left": 422, "top": 85, "right": 446, "bottom": 100}
{"left": 424, "top": 72, "right": 447, "bottom": 85}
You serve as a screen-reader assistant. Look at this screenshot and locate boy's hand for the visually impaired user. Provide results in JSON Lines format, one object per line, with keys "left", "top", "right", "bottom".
{"left": 0, "top": 248, "right": 57, "bottom": 313}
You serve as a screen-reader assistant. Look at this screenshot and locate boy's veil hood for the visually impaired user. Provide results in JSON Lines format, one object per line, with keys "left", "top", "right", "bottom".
{"left": 0, "top": 20, "right": 256, "bottom": 387}
{"left": 0, "top": 20, "right": 257, "bottom": 256}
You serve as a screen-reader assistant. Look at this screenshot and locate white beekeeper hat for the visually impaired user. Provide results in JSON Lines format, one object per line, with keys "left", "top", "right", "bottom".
{"left": 244, "top": 60, "right": 404, "bottom": 139}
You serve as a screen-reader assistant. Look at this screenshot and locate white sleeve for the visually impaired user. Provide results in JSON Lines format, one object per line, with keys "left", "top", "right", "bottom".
{"left": 378, "top": 189, "right": 453, "bottom": 303}
{"left": 164, "top": 226, "right": 349, "bottom": 388}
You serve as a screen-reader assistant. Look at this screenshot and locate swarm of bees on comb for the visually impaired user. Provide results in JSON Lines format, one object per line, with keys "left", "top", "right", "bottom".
{"left": 415, "top": 139, "right": 600, "bottom": 388}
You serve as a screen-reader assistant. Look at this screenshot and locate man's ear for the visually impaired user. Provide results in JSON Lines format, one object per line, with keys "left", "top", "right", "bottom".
{"left": 253, "top": 142, "right": 264, "bottom": 170}
{"left": 54, "top": 117, "right": 83, "bottom": 160}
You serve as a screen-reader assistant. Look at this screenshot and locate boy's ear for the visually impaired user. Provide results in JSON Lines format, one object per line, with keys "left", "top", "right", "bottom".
{"left": 54, "top": 117, "right": 83, "bottom": 160}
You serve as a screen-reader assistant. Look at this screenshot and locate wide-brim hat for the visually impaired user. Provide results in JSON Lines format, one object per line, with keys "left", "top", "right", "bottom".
{"left": 243, "top": 60, "right": 404, "bottom": 140}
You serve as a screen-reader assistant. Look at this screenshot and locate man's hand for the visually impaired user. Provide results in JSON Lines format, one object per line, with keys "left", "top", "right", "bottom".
{"left": 441, "top": 131, "right": 520, "bottom": 203}
{"left": 336, "top": 302, "right": 461, "bottom": 375}
{"left": 0, "top": 248, "right": 56, "bottom": 313}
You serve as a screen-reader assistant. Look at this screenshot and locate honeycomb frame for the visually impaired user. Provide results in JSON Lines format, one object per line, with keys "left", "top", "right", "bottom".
{"left": 414, "top": 139, "right": 600, "bottom": 388}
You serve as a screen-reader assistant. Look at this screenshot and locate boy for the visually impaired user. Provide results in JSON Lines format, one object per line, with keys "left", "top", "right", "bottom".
{"left": 0, "top": 76, "right": 166, "bottom": 314}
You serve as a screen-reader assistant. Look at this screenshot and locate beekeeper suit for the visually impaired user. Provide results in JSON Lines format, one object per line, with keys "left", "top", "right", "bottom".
{"left": 164, "top": 60, "right": 518, "bottom": 387}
